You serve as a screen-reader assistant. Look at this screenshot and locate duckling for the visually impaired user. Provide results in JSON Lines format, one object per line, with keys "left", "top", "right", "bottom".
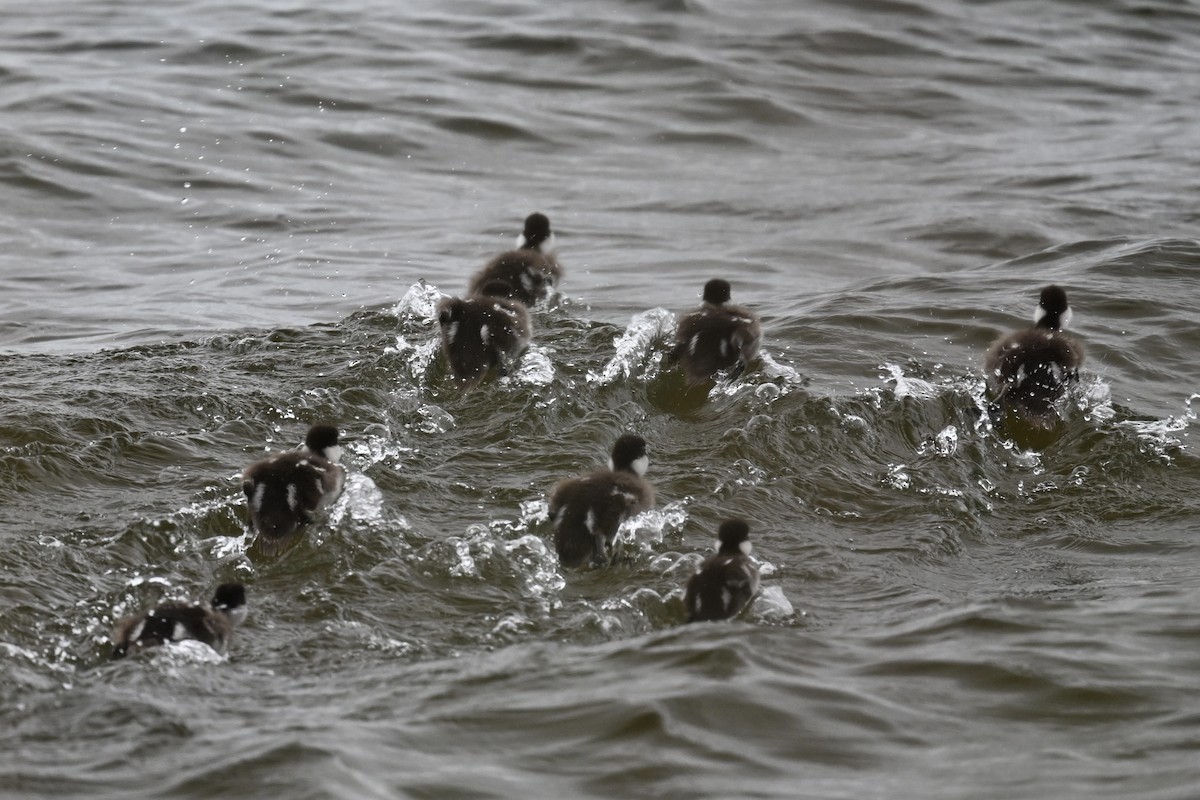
{"left": 467, "top": 212, "right": 562, "bottom": 306}
{"left": 672, "top": 278, "right": 762, "bottom": 386}
{"left": 985, "top": 284, "right": 1085, "bottom": 423}
{"left": 684, "top": 519, "right": 760, "bottom": 623}
{"left": 548, "top": 434, "right": 654, "bottom": 568}
{"left": 436, "top": 291, "right": 531, "bottom": 388}
{"left": 112, "top": 583, "right": 247, "bottom": 659}
{"left": 242, "top": 424, "right": 346, "bottom": 556}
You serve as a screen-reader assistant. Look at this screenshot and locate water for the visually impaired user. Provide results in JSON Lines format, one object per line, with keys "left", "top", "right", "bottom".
{"left": 3, "top": 1, "right": 1200, "bottom": 797}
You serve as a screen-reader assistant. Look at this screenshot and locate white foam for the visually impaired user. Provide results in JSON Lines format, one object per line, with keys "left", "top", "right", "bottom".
{"left": 758, "top": 351, "right": 805, "bottom": 387}
{"left": 1117, "top": 392, "right": 1200, "bottom": 461}
{"left": 160, "top": 639, "right": 226, "bottom": 665}
{"left": 327, "top": 472, "right": 389, "bottom": 527}
{"left": 752, "top": 585, "right": 795, "bottom": 621}
{"left": 587, "top": 307, "right": 676, "bottom": 385}
{"left": 611, "top": 500, "right": 688, "bottom": 553}
{"left": 883, "top": 363, "right": 939, "bottom": 400}
{"left": 391, "top": 280, "right": 443, "bottom": 322}
{"left": 917, "top": 425, "right": 959, "bottom": 457}
{"left": 512, "top": 343, "right": 555, "bottom": 385}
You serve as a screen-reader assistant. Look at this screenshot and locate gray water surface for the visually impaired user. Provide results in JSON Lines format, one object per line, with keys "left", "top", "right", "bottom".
{"left": 3, "top": 1, "right": 1200, "bottom": 798}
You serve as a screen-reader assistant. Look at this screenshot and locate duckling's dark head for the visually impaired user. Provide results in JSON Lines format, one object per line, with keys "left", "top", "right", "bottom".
{"left": 702, "top": 279, "right": 732, "bottom": 306}
{"left": 609, "top": 434, "right": 649, "bottom": 476}
{"left": 212, "top": 582, "right": 248, "bottom": 626}
{"left": 521, "top": 213, "right": 552, "bottom": 250}
{"left": 212, "top": 583, "right": 246, "bottom": 611}
{"left": 304, "top": 424, "right": 342, "bottom": 461}
{"left": 716, "top": 518, "right": 752, "bottom": 555}
{"left": 1034, "top": 285, "right": 1071, "bottom": 330}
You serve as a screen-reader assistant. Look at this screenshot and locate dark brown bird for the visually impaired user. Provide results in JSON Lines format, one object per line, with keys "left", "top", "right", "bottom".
{"left": 548, "top": 434, "right": 654, "bottom": 568}
{"left": 242, "top": 424, "right": 346, "bottom": 556}
{"left": 985, "top": 285, "right": 1085, "bottom": 424}
{"left": 684, "top": 519, "right": 760, "bottom": 623}
{"left": 436, "top": 291, "right": 531, "bottom": 389}
{"left": 672, "top": 278, "right": 762, "bottom": 385}
{"left": 112, "top": 583, "right": 247, "bottom": 659}
{"left": 468, "top": 212, "right": 562, "bottom": 306}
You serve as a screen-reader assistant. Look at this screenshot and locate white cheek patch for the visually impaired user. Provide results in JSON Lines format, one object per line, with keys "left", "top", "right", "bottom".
{"left": 520, "top": 273, "right": 534, "bottom": 293}
{"left": 128, "top": 620, "right": 146, "bottom": 642}
{"left": 688, "top": 334, "right": 700, "bottom": 355}
{"left": 480, "top": 323, "right": 490, "bottom": 344}
{"left": 323, "top": 445, "right": 342, "bottom": 464}
{"left": 541, "top": 232, "right": 557, "bottom": 256}
{"left": 251, "top": 483, "right": 266, "bottom": 513}
{"left": 286, "top": 483, "right": 298, "bottom": 511}
{"left": 446, "top": 321, "right": 459, "bottom": 344}
{"left": 226, "top": 606, "right": 248, "bottom": 628}
{"left": 1033, "top": 304, "right": 1046, "bottom": 325}
{"left": 1060, "top": 307, "right": 1073, "bottom": 330}
{"left": 713, "top": 538, "right": 721, "bottom": 552}
{"left": 584, "top": 509, "right": 596, "bottom": 534}
{"left": 739, "top": 540, "right": 752, "bottom": 556}
{"left": 630, "top": 455, "right": 649, "bottom": 477}
{"left": 171, "top": 622, "right": 193, "bottom": 642}
{"left": 719, "top": 339, "right": 730, "bottom": 358}
{"left": 721, "top": 588, "right": 732, "bottom": 609}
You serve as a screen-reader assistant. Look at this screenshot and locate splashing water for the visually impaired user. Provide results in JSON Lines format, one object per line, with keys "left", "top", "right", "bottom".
{"left": 510, "top": 343, "right": 555, "bottom": 386}
{"left": 587, "top": 307, "right": 676, "bottom": 385}
{"left": 882, "top": 363, "right": 939, "bottom": 400}
{"left": 391, "top": 280, "right": 443, "bottom": 323}
{"left": 753, "top": 585, "right": 795, "bottom": 622}
{"left": 1117, "top": 392, "right": 1200, "bottom": 461}
{"left": 328, "top": 472, "right": 389, "bottom": 527}
{"left": 611, "top": 500, "right": 689, "bottom": 556}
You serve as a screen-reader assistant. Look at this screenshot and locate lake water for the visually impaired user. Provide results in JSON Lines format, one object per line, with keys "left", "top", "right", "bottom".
{"left": 3, "top": 1, "right": 1200, "bottom": 798}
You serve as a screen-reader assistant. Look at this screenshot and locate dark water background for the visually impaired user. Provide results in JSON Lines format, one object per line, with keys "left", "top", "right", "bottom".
{"left": 3, "top": 1, "right": 1200, "bottom": 798}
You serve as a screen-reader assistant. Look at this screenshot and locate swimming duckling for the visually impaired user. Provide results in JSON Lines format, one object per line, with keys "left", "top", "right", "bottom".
{"left": 672, "top": 278, "right": 762, "bottom": 386}
{"left": 242, "top": 424, "right": 346, "bottom": 556}
{"left": 112, "top": 583, "right": 247, "bottom": 659}
{"left": 985, "top": 285, "right": 1085, "bottom": 424}
{"left": 436, "top": 291, "right": 531, "bottom": 388}
{"left": 467, "top": 212, "right": 562, "bottom": 306}
{"left": 684, "top": 519, "right": 760, "bottom": 623}
{"left": 548, "top": 434, "right": 654, "bottom": 568}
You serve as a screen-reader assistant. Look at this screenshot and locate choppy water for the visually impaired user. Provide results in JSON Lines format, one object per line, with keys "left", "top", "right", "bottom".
{"left": 3, "top": 1, "right": 1200, "bottom": 798}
